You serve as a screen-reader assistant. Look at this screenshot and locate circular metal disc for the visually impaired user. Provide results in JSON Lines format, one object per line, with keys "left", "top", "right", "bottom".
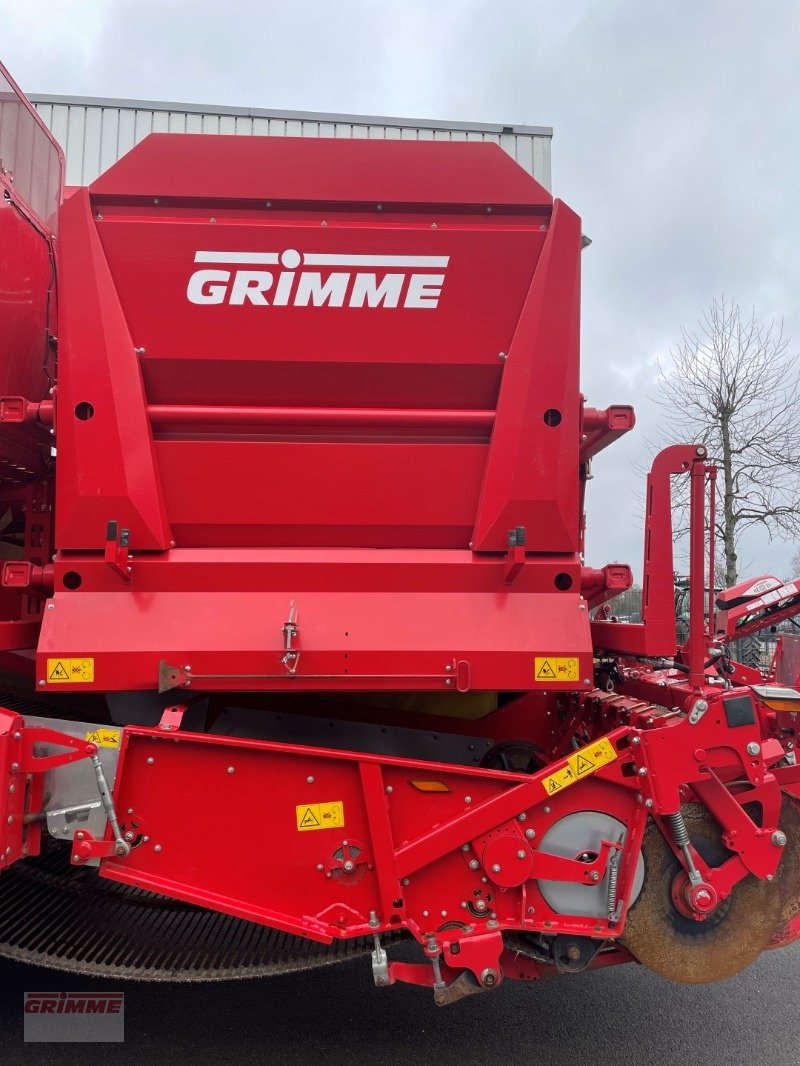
{"left": 537, "top": 810, "right": 645, "bottom": 918}
{"left": 621, "top": 798, "right": 800, "bottom": 984}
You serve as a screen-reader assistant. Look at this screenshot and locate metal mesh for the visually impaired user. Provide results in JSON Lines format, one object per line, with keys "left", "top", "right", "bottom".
{"left": 0, "top": 69, "right": 62, "bottom": 231}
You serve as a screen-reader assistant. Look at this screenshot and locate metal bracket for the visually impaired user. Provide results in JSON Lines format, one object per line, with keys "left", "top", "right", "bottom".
{"left": 282, "top": 601, "right": 300, "bottom": 674}
{"left": 105, "top": 520, "right": 132, "bottom": 582}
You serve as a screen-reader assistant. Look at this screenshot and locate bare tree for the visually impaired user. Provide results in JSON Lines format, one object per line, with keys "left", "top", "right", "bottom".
{"left": 655, "top": 296, "right": 800, "bottom": 587}
{"left": 791, "top": 548, "right": 800, "bottom": 579}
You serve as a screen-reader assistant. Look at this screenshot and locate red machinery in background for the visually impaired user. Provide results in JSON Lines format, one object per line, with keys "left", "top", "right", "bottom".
{"left": 0, "top": 61, "right": 798, "bottom": 1001}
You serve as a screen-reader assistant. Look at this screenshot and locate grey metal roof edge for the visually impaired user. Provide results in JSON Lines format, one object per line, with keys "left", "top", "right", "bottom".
{"left": 28, "top": 92, "right": 553, "bottom": 138}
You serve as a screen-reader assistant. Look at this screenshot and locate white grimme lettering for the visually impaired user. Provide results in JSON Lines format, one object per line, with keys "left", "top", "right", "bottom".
{"left": 349, "top": 273, "right": 404, "bottom": 308}
{"left": 186, "top": 269, "right": 446, "bottom": 308}
{"left": 404, "top": 273, "right": 445, "bottom": 308}
{"left": 230, "top": 270, "right": 274, "bottom": 305}
{"left": 294, "top": 272, "right": 349, "bottom": 307}
{"left": 187, "top": 268, "right": 230, "bottom": 304}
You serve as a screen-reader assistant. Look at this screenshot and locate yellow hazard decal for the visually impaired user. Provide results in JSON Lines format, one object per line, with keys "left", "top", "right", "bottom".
{"left": 85, "top": 728, "right": 121, "bottom": 749}
{"left": 534, "top": 656, "right": 579, "bottom": 682}
{"left": 296, "top": 801, "right": 345, "bottom": 832}
{"left": 46, "top": 658, "right": 94, "bottom": 684}
{"left": 541, "top": 737, "right": 617, "bottom": 797}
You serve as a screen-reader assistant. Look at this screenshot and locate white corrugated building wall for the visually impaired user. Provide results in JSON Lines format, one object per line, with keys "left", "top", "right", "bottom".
{"left": 28, "top": 93, "right": 552, "bottom": 189}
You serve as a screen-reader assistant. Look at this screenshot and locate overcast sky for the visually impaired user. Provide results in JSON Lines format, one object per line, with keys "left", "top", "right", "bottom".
{"left": 3, "top": 1, "right": 799, "bottom": 582}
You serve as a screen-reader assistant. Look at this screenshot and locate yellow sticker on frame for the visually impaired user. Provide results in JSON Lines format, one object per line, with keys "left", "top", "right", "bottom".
{"left": 534, "top": 657, "right": 579, "bottom": 682}
{"left": 46, "top": 658, "right": 94, "bottom": 684}
{"left": 541, "top": 737, "right": 617, "bottom": 796}
{"left": 85, "top": 728, "right": 121, "bottom": 748}
{"left": 295, "top": 801, "right": 345, "bottom": 832}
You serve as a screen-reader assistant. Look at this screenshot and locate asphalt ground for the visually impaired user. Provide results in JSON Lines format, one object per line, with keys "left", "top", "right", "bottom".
{"left": 0, "top": 939, "right": 797, "bottom": 1065}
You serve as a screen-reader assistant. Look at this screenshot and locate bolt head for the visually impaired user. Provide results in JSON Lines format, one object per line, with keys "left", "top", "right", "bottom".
{"left": 385, "top": 785, "right": 393, "bottom": 794}
{"left": 153, "top": 844, "right": 162, "bottom": 853}
{"left": 464, "top": 796, "right": 472, "bottom": 804}
{"left": 517, "top": 850, "right": 526, "bottom": 860}
{"left": 645, "top": 798, "right": 654, "bottom": 808}
{"left": 590, "top": 871, "right": 600, "bottom": 881}
{"left": 475, "top": 900, "right": 487, "bottom": 912}
{"left": 124, "top": 831, "right": 134, "bottom": 842}
{"left": 146, "top": 757, "right": 155, "bottom": 765}
{"left": 469, "top": 859, "right": 479, "bottom": 870}
{"left": 343, "top": 860, "right": 355, "bottom": 872}
{"left": 306, "top": 775, "right": 313, "bottom": 783}
{"left": 491, "top": 863, "right": 501, "bottom": 874}
{"left": 525, "top": 828, "right": 535, "bottom": 839}
{"left": 517, "top": 812, "right": 527, "bottom": 822}
{"left": 461, "top": 843, "right": 470, "bottom": 852}
{"left": 638, "top": 766, "right": 648, "bottom": 776}
{"left": 228, "top": 766, "right": 236, "bottom": 774}
{"left": 631, "top": 735, "right": 641, "bottom": 745}
{"left": 772, "top": 830, "right": 787, "bottom": 847}
{"left": 746, "top": 741, "right": 761, "bottom": 756}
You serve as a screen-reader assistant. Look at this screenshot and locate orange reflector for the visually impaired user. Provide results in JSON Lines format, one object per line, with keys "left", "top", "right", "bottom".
{"left": 409, "top": 780, "right": 451, "bottom": 793}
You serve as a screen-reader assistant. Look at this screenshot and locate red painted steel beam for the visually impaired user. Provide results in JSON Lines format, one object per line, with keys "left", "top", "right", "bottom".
{"left": 146, "top": 404, "right": 495, "bottom": 433}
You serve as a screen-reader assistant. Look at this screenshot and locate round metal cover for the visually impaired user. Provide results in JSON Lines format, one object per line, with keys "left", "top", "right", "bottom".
{"left": 537, "top": 810, "right": 645, "bottom": 918}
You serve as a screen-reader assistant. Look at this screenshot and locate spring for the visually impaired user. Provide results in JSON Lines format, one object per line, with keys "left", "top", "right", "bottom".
{"left": 606, "top": 856, "right": 619, "bottom": 917}
{"left": 666, "top": 811, "right": 690, "bottom": 849}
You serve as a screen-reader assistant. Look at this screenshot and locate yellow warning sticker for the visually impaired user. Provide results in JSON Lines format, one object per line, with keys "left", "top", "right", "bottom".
{"left": 541, "top": 737, "right": 617, "bottom": 796}
{"left": 295, "top": 801, "right": 345, "bottom": 832}
{"left": 534, "top": 657, "right": 579, "bottom": 683}
{"left": 46, "top": 658, "right": 95, "bottom": 684}
{"left": 85, "top": 728, "right": 121, "bottom": 749}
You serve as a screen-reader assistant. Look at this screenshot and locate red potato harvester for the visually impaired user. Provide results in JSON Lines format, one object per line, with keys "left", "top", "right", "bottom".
{"left": 0, "top": 60, "right": 798, "bottom": 1002}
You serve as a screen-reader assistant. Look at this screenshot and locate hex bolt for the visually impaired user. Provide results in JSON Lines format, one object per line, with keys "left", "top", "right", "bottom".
{"left": 517, "top": 850, "right": 526, "bottom": 860}
{"left": 422, "top": 909, "right": 429, "bottom": 918}
{"left": 645, "top": 798, "right": 654, "bottom": 809}
{"left": 480, "top": 968, "right": 498, "bottom": 987}
{"left": 772, "top": 830, "right": 787, "bottom": 846}
{"left": 590, "top": 871, "right": 600, "bottom": 882}
{"left": 306, "top": 775, "right": 314, "bottom": 784}
{"left": 153, "top": 844, "right": 162, "bottom": 853}
{"left": 402, "top": 878, "right": 410, "bottom": 886}
{"left": 469, "top": 859, "right": 479, "bottom": 870}
{"left": 228, "top": 766, "right": 236, "bottom": 774}
{"left": 127, "top": 808, "right": 134, "bottom": 815}
{"left": 746, "top": 742, "right": 761, "bottom": 756}
{"left": 124, "top": 831, "right": 134, "bottom": 842}
{"left": 491, "top": 864, "right": 501, "bottom": 874}
{"left": 343, "top": 860, "right": 355, "bottom": 873}
{"left": 544, "top": 806, "right": 551, "bottom": 815}
{"left": 464, "top": 796, "right": 472, "bottom": 805}
{"left": 631, "top": 736, "right": 641, "bottom": 746}
{"left": 147, "top": 757, "right": 155, "bottom": 765}
{"left": 440, "top": 910, "right": 447, "bottom": 918}
{"left": 385, "top": 786, "right": 393, "bottom": 794}
{"left": 525, "top": 828, "right": 536, "bottom": 840}
{"left": 638, "top": 767, "right": 648, "bottom": 776}
{"left": 461, "top": 844, "right": 470, "bottom": 852}
{"left": 475, "top": 900, "right": 487, "bottom": 912}
{"left": 517, "top": 813, "right": 527, "bottom": 822}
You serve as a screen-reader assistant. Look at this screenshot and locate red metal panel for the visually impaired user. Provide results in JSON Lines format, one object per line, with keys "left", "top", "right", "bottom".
{"left": 155, "top": 440, "right": 487, "bottom": 548}
{"left": 89, "top": 135, "right": 553, "bottom": 209}
{"left": 55, "top": 189, "right": 173, "bottom": 550}
{"left": 471, "top": 201, "right": 582, "bottom": 552}
{"left": 37, "top": 579, "right": 591, "bottom": 693}
{"left": 95, "top": 217, "right": 544, "bottom": 409}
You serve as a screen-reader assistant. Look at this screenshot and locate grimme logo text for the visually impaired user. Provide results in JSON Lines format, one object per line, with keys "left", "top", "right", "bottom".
{"left": 25, "top": 993, "right": 123, "bottom": 1014}
{"left": 187, "top": 249, "right": 449, "bottom": 308}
